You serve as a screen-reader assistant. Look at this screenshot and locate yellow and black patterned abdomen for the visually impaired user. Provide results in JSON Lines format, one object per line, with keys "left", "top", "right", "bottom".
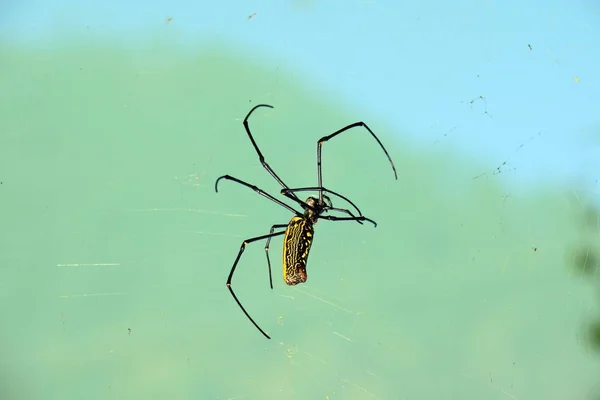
{"left": 282, "top": 216, "right": 314, "bottom": 286}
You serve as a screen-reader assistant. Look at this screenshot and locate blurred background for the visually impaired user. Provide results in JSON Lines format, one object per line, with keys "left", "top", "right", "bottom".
{"left": 1, "top": 1, "right": 599, "bottom": 399}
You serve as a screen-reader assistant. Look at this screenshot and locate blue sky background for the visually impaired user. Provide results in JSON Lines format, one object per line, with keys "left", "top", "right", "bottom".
{"left": 3, "top": 0, "right": 599, "bottom": 191}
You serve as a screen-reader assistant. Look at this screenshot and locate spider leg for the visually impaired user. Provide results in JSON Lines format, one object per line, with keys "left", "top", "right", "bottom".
{"left": 264, "top": 224, "right": 289, "bottom": 289}
{"left": 316, "top": 121, "right": 398, "bottom": 203}
{"left": 215, "top": 174, "right": 302, "bottom": 216}
{"left": 283, "top": 191, "right": 364, "bottom": 224}
{"left": 325, "top": 206, "right": 364, "bottom": 224}
{"left": 281, "top": 186, "right": 364, "bottom": 217}
{"left": 322, "top": 194, "right": 334, "bottom": 208}
{"left": 227, "top": 228, "right": 287, "bottom": 340}
{"left": 319, "top": 214, "right": 377, "bottom": 227}
{"left": 242, "top": 104, "right": 303, "bottom": 204}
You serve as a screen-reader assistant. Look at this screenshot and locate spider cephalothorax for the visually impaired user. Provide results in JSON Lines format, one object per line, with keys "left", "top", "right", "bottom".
{"left": 303, "top": 196, "right": 324, "bottom": 224}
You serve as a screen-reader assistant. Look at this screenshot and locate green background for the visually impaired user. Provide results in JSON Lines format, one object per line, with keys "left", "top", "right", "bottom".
{"left": 1, "top": 38, "right": 598, "bottom": 399}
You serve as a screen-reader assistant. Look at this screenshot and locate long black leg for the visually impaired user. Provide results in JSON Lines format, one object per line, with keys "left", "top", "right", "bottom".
{"left": 319, "top": 214, "right": 378, "bottom": 227}
{"left": 282, "top": 188, "right": 365, "bottom": 224}
{"left": 316, "top": 122, "right": 398, "bottom": 203}
{"left": 242, "top": 104, "right": 303, "bottom": 204}
{"left": 227, "top": 229, "right": 287, "bottom": 339}
{"left": 320, "top": 195, "right": 363, "bottom": 224}
{"left": 215, "top": 174, "right": 302, "bottom": 217}
{"left": 325, "top": 206, "right": 363, "bottom": 223}
{"left": 264, "top": 224, "right": 289, "bottom": 289}
{"left": 281, "top": 186, "right": 364, "bottom": 217}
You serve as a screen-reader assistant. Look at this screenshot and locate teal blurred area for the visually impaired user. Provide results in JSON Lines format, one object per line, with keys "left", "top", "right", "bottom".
{"left": 0, "top": 38, "right": 598, "bottom": 399}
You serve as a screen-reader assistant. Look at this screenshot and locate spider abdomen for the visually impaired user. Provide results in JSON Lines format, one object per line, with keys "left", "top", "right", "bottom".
{"left": 282, "top": 216, "right": 313, "bottom": 286}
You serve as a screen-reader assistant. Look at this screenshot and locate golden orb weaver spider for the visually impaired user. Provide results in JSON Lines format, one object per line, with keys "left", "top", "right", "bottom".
{"left": 215, "top": 104, "right": 397, "bottom": 339}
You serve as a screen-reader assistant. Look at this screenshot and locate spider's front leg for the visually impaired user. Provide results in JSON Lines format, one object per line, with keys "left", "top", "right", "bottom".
{"left": 281, "top": 186, "right": 365, "bottom": 220}
{"left": 319, "top": 214, "right": 377, "bottom": 227}
{"left": 215, "top": 174, "right": 302, "bottom": 215}
{"left": 323, "top": 205, "right": 365, "bottom": 224}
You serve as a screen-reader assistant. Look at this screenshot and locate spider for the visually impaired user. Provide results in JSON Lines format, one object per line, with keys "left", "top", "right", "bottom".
{"left": 215, "top": 104, "right": 397, "bottom": 339}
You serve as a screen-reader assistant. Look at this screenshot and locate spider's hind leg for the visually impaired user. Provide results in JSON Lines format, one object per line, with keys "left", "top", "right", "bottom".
{"left": 226, "top": 227, "right": 288, "bottom": 339}
{"left": 264, "top": 224, "right": 289, "bottom": 289}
